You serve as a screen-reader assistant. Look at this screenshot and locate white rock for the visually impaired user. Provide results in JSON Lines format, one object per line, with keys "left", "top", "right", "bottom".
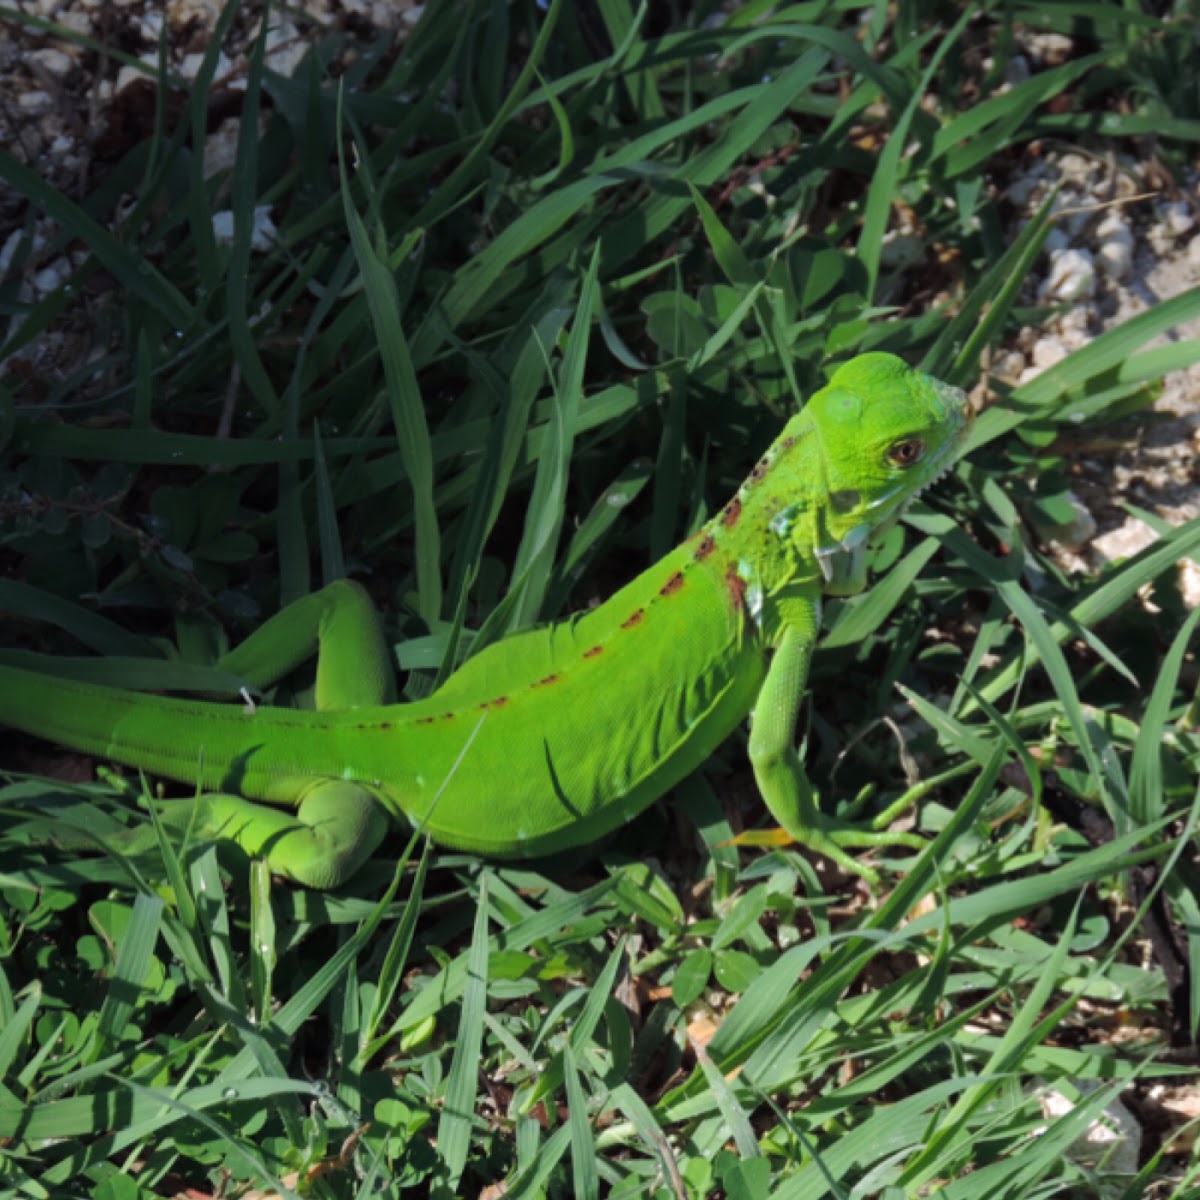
{"left": 168, "top": 0, "right": 221, "bottom": 28}
{"left": 1030, "top": 336, "right": 1070, "bottom": 371}
{"left": 32, "top": 261, "right": 70, "bottom": 295}
{"left": 1051, "top": 187, "right": 1092, "bottom": 241}
{"left": 1056, "top": 153, "right": 1096, "bottom": 186}
{"left": 140, "top": 10, "right": 164, "bottom": 40}
{"left": 1187, "top": 232, "right": 1200, "bottom": 269}
{"left": 203, "top": 116, "right": 241, "bottom": 178}
{"left": 28, "top": 47, "right": 76, "bottom": 77}
{"left": 1023, "top": 31, "right": 1075, "bottom": 62}
{"left": 1091, "top": 518, "right": 1158, "bottom": 565}
{"left": 1181, "top": 559, "right": 1200, "bottom": 608}
{"left": 114, "top": 66, "right": 143, "bottom": 95}
{"left": 1039, "top": 248, "right": 1096, "bottom": 304}
{"left": 264, "top": 18, "right": 308, "bottom": 79}
{"left": 1094, "top": 211, "right": 1134, "bottom": 280}
{"left": 1007, "top": 164, "right": 1048, "bottom": 209}
{"left": 17, "top": 90, "right": 52, "bottom": 116}
{"left": 211, "top": 206, "right": 278, "bottom": 252}
{"left": 179, "top": 50, "right": 236, "bottom": 86}
{"left": 1148, "top": 201, "right": 1197, "bottom": 255}
{"left": 1051, "top": 305, "right": 1091, "bottom": 348}
{"left": 1148, "top": 224, "right": 1173, "bottom": 256}
{"left": 1161, "top": 200, "right": 1195, "bottom": 238}
{"left": 1043, "top": 225, "right": 1070, "bottom": 255}
{"left": 989, "top": 349, "right": 1027, "bottom": 384}
{"left": 57, "top": 10, "right": 91, "bottom": 36}
{"left": 1036, "top": 1081, "right": 1141, "bottom": 1196}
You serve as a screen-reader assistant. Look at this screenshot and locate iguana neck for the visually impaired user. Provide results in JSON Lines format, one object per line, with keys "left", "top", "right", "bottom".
{"left": 691, "top": 409, "right": 831, "bottom": 642}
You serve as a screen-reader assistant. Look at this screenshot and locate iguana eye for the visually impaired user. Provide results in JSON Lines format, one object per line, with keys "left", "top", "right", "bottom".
{"left": 887, "top": 438, "right": 925, "bottom": 468}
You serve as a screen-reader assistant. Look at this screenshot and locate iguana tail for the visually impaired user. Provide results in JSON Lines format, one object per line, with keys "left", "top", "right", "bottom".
{"left": 0, "top": 663, "right": 319, "bottom": 802}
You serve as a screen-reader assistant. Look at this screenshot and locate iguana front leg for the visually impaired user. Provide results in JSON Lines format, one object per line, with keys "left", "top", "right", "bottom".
{"left": 746, "top": 605, "right": 923, "bottom": 883}
{"left": 141, "top": 581, "right": 394, "bottom": 889}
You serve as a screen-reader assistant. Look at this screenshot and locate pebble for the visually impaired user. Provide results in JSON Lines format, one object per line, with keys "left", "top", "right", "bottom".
{"left": 1037, "top": 1082, "right": 1140, "bottom": 1184}
{"left": 168, "top": 0, "right": 222, "bottom": 26}
{"left": 1028, "top": 337, "right": 1069, "bottom": 371}
{"left": 179, "top": 50, "right": 236, "bottom": 85}
{"left": 1038, "top": 248, "right": 1097, "bottom": 304}
{"left": 33, "top": 261, "right": 70, "bottom": 296}
{"left": 1161, "top": 200, "right": 1196, "bottom": 238}
{"left": 1022, "top": 31, "right": 1074, "bottom": 63}
{"left": 1046, "top": 491, "right": 1098, "bottom": 552}
{"left": 1007, "top": 162, "right": 1048, "bottom": 209}
{"left": 1094, "top": 211, "right": 1134, "bottom": 280}
{"left": 988, "top": 350, "right": 1026, "bottom": 385}
{"left": 211, "top": 206, "right": 278, "bottom": 252}
{"left": 115, "top": 61, "right": 159, "bottom": 95}
{"left": 17, "top": 90, "right": 52, "bottom": 116}
{"left": 1181, "top": 560, "right": 1200, "bottom": 608}
{"left": 1043, "top": 225, "right": 1070, "bottom": 255}
{"left": 28, "top": 48, "right": 77, "bottom": 77}
{"left": 1091, "top": 519, "right": 1158, "bottom": 565}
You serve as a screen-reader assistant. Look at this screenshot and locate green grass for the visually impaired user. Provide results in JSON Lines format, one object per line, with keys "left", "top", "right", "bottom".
{"left": 2, "top": 1, "right": 1200, "bottom": 1196}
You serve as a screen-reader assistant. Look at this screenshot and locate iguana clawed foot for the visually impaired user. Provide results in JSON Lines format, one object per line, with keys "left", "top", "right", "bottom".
{"left": 726, "top": 819, "right": 925, "bottom": 885}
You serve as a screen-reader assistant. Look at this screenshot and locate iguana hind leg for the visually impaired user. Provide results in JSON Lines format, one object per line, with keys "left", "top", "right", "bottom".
{"left": 132, "top": 581, "right": 396, "bottom": 887}
{"left": 172, "top": 785, "right": 391, "bottom": 889}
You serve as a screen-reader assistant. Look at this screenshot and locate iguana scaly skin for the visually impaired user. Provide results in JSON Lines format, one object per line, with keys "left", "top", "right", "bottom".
{"left": 0, "top": 353, "right": 970, "bottom": 888}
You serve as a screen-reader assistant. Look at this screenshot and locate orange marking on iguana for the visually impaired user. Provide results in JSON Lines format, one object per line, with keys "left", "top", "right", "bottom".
{"left": 724, "top": 568, "right": 747, "bottom": 612}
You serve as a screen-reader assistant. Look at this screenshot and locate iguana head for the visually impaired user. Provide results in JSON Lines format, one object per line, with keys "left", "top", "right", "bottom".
{"left": 805, "top": 352, "right": 971, "bottom": 596}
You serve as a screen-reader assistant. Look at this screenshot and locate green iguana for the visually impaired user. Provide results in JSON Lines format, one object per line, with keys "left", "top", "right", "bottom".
{"left": 0, "top": 353, "right": 971, "bottom": 888}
